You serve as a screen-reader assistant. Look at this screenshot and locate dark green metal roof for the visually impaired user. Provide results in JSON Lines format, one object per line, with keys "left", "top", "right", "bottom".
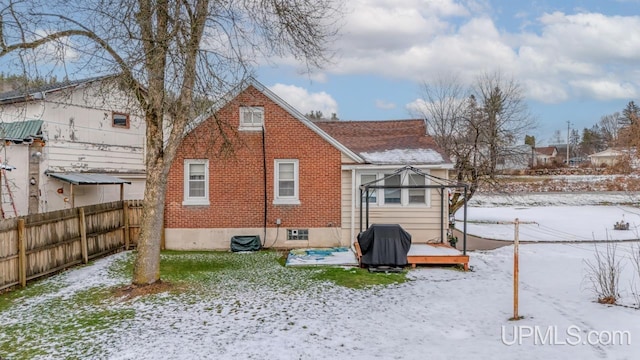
{"left": 0, "top": 120, "right": 44, "bottom": 141}
{"left": 48, "top": 172, "right": 131, "bottom": 185}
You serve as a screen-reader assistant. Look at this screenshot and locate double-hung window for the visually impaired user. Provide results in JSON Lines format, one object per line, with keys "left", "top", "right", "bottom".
{"left": 183, "top": 159, "right": 209, "bottom": 205}
{"left": 360, "top": 174, "right": 377, "bottom": 204}
{"left": 274, "top": 159, "right": 299, "bottom": 205}
{"left": 359, "top": 170, "right": 430, "bottom": 206}
{"left": 383, "top": 173, "right": 402, "bottom": 204}
{"left": 239, "top": 106, "right": 264, "bottom": 130}
{"left": 408, "top": 173, "right": 426, "bottom": 204}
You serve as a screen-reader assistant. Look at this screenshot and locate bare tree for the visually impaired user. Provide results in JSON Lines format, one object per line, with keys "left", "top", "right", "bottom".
{"left": 1, "top": 0, "right": 341, "bottom": 285}
{"left": 599, "top": 112, "right": 622, "bottom": 148}
{"left": 416, "top": 72, "right": 535, "bottom": 214}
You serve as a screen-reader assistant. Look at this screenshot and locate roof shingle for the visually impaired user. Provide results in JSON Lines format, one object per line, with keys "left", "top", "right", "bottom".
{"left": 314, "top": 119, "right": 450, "bottom": 165}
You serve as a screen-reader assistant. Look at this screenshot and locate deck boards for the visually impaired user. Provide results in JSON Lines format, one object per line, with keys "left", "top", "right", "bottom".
{"left": 354, "top": 242, "right": 469, "bottom": 270}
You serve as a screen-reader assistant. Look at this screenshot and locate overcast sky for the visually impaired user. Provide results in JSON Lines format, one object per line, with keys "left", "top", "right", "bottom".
{"left": 257, "top": 0, "right": 640, "bottom": 145}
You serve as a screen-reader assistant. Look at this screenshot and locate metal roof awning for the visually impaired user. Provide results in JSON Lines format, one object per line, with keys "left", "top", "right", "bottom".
{"left": 47, "top": 173, "right": 132, "bottom": 208}
{"left": 48, "top": 172, "right": 132, "bottom": 185}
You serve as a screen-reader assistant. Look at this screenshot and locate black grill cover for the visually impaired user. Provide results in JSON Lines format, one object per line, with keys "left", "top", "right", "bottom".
{"left": 230, "top": 235, "right": 261, "bottom": 252}
{"left": 357, "top": 224, "right": 411, "bottom": 267}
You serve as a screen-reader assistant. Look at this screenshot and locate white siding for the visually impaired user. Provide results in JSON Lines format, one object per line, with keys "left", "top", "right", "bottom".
{"left": 0, "top": 145, "right": 29, "bottom": 217}
{"left": 0, "top": 79, "right": 146, "bottom": 215}
{"left": 341, "top": 168, "right": 450, "bottom": 245}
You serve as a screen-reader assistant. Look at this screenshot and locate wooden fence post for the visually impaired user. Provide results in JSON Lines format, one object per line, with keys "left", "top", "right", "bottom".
{"left": 18, "top": 219, "right": 26, "bottom": 288}
{"left": 79, "top": 207, "right": 88, "bottom": 264}
{"left": 123, "top": 201, "right": 130, "bottom": 250}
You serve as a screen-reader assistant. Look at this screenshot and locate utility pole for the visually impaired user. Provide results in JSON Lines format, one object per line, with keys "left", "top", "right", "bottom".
{"left": 566, "top": 120, "right": 571, "bottom": 164}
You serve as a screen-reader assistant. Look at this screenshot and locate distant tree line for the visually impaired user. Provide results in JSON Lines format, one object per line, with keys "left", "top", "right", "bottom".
{"left": 305, "top": 110, "right": 338, "bottom": 121}
{"left": 547, "top": 100, "right": 640, "bottom": 158}
{"left": 0, "top": 73, "right": 65, "bottom": 93}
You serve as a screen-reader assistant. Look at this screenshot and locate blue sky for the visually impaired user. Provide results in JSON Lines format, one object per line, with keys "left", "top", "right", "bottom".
{"left": 256, "top": 0, "right": 640, "bottom": 145}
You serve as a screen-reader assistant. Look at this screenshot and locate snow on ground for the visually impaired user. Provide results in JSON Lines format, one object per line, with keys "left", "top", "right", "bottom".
{"left": 2, "top": 244, "right": 640, "bottom": 360}
{"left": 458, "top": 205, "right": 640, "bottom": 241}
{"left": 457, "top": 192, "right": 640, "bottom": 241}
{"left": 469, "top": 192, "right": 640, "bottom": 207}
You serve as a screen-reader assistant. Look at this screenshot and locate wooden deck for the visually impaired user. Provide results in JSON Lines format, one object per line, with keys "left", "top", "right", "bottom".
{"left": 354, "top": 242, "right": 469, "bottom": 271}
{"left": 407, "top": 243, "right": 469, "bottom": 271}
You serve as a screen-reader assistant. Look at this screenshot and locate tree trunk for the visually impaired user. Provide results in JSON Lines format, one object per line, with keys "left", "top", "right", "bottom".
{"left": 132, "top": 108, "right": 168, "bottom": 285}
{"left": 132, "top": 160, "right": 167, "bottom": 285}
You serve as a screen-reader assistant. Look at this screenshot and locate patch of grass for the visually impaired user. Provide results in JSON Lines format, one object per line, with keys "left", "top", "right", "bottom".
{"left": 160, "top": 251, "right": 241, "bottom": 282}
{"left": 1, "top": 250, "right": 411, "bottom": 359}
{"left": 311, "top": 267, "right": 408, "bottom": 289}
{"left": 0, "top": 281, "right": 64, "bottom": 313}
{"left": 0, "top": 286, "right": 135, "bottom": 360}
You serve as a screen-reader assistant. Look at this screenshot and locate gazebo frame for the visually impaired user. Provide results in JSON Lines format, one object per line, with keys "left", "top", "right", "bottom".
{"left": 358, "top": 165, "right": 469, "bottom": 255}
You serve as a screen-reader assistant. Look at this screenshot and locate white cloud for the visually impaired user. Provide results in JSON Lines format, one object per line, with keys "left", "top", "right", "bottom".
{"left": 513, "top": 11, "right": 640, "bottom": 102}
{"left": 268, "top": 83, "right": 338, "bottom": 117}
{"left": 267, "top": 2, "right": 640, "bottom": 105}
{"left": 405, "top": 98, "right": 428, "bottom": 116}
{"left": 375, "top": 99, "right": 396, "bottom": 110}
{"left": 569, "top": 79, "right": 637, "bottom": 100}
{"left": 24, "top": 29, "right": 80, "bottom": 64}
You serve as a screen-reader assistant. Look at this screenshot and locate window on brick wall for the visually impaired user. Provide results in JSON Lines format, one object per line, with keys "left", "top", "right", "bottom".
{"left": 183, "top": 159, "right": 209, "bottom": 205}
{"left": 239, "top": 106, "right": 264, "bottom": 130}
{"left": 274, "top": 159, "right": 299, "bottom": 205}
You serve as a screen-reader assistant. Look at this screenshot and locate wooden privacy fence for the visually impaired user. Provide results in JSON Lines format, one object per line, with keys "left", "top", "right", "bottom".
{"left": 0, "top": 200, "right": 143, "bottom": 291}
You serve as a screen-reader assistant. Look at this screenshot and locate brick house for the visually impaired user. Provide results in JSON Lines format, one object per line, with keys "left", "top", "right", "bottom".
{"left": 164, "top": 79, "right": 453, "bottom": 250}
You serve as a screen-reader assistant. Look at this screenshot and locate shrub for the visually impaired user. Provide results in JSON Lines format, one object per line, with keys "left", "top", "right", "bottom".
{"left": 584, "top": 242, "right": 622, "bottom": 304}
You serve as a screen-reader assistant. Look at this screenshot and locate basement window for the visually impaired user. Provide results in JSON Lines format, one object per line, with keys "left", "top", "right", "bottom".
{"left": 287, "top": 229, "right": 309, "bottom": 241}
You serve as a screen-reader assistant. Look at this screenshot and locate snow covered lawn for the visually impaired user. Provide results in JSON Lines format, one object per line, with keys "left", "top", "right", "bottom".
{"left": 458, "top": 193, "right": 640, "bottom": 241}
{"left": 1, "top": 244, "right": 639, "bottom": 360}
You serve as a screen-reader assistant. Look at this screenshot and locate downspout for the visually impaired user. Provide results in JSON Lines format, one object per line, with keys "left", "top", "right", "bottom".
{"left": 440, "top": 186, "right": 444, "bottom": 244}
{"left": 350, "top": 169, "right": 356, "bottom": 249}
{"left": 262, "top": 125, "right": 267, "bottom": 247}
{"left": 463, "top": 185, "right": 468, "bottom": 256}
{"left": 365, "top": 186, "right": 370, "bottom": 229}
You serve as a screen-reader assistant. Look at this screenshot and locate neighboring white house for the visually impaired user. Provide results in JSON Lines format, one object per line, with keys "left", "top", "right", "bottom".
{"left": 0, "top": 75, "right": 146, "bottom": 217}
{"left": 588, "top": 148, "right": 624, "bottom": 167}
{"left": 533, "top": 146, "right": 558, "bottom": 166}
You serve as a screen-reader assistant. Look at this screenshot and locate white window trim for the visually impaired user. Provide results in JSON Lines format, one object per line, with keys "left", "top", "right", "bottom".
{"left": 239, "top": 106, "right": 264, "bottom": 131}
{"left": 357, "top": 170, "right": 431, "bottom": 207}
{"left": 406, "top": 173, "right": 430, "bottom": 207}
{"left": 274, "top": 159, "right": 300, "bottom": 205}
{"left": 359, "top": 173, "right": 379, "bottom": 206}
{"left": 183, "top": 159, "right": 210, "bottom": 206}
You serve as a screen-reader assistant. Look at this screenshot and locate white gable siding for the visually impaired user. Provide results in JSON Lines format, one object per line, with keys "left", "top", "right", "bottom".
{"left": 0, "top": 79, "right": 146, "bottom": 215}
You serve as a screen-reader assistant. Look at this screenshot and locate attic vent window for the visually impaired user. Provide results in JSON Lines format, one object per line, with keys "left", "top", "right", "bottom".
{"left": 287, "top": 229, "right": 308, "bottom": 241}
{"left": 112, "top": 112, "right": 130, "bottom": 128}
{"left": 239, "top": 106, "right": 264, "bottom": 130}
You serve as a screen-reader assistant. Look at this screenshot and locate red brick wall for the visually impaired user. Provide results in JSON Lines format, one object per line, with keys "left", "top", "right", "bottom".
{"left": 165, "top": 86, "right": 342, "bottom": 229}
